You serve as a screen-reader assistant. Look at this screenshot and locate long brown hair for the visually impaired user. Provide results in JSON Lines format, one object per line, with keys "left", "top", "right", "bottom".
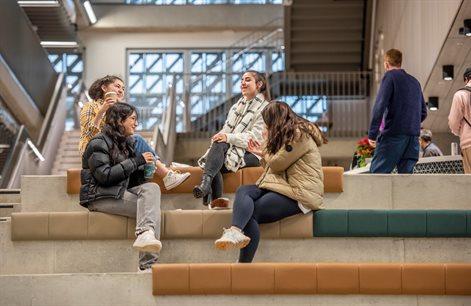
{"left": 245, "top": 70, "right": 271, "bottom": 101}
{"left": 262, "top": 101, "right": 327, "bottom": 155}
{"left": 88, "top": 75, "right": 123, "bottom": 100}
{"left": 102, "top": 103, "right": 136, "bottom": 163}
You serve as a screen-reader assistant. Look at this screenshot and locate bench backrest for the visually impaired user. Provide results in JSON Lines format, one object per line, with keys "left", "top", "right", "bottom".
{"left": 67, "top": 166, "right": 344, "bottom": 194}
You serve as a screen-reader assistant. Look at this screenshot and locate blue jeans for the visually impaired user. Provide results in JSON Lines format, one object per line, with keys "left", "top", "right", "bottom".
{"left": 132, "top": 134, "right": 160, "bottom": 160}
{"left": 232, "top": 185, "right": 302, "bottom": 262}
{"left": 370, "top": 135, "right": 419, "bottom": 174}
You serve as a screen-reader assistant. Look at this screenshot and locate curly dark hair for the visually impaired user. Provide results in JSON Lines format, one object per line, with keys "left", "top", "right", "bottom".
{"left": 88, "top": 75, "right": 123, "bottom": 100}
{"left": 262, "top": 101, "right": 327, "bottom": 155}
{"left": 245, "top": 70, "right": 271, "bottom": 101}
{"left": 102, "top": 103, "right": 137, "bottom": 163}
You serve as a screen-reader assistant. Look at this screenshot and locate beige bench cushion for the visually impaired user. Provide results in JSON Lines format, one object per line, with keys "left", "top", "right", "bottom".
{"left": 11, "top": 210, "right": 313, "bottom": 241}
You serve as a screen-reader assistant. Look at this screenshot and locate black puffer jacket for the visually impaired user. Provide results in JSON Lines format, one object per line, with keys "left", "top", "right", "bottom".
{"left": 80, "top": 133, "right": 146, "bottom": 208}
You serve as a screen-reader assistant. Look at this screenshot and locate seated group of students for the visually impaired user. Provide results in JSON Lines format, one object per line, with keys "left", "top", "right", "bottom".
{"left": 79, "top": 71, "right": 326, "bottom": 272}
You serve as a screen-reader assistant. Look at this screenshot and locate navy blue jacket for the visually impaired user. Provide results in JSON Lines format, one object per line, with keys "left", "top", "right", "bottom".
{"left": 368, "top": 69, "right": 427, "bottom": 140}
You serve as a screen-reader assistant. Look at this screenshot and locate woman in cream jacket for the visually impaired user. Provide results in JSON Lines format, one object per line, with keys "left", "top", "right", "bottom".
{"left": 215, "top": 101, "right": 327, "bottom": 262}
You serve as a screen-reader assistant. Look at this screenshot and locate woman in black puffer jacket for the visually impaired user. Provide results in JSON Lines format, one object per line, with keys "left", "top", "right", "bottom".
{"left": 80, "top": 103, "right": 162, "bottom": 272}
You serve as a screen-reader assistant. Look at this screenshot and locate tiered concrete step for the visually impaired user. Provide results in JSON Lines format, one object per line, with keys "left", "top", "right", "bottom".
{"left": 1, "top": 219, "right": 470, "bottom": 275}
{"left": 19, "top": 175, "right": 233, "bottom": 212}
{"left": 3, "top": 174, "right": 471, "bottom": 275}
{"left": 3, "top": 174, "right": 471, "bottom": 305}
{"left": 1, "top": 271, "right": 469, "bottom": 306}
{"left": 18, "top": 174, "right": 471, "bottom": 213}
{"left": 0, "top": 204, "right": 20, "bottom": 218}
{"left": 0, "top": 189, "right": 21, "bottom": 217}
{"left": 0, "top": 272, "right": 469, "bottom": 306}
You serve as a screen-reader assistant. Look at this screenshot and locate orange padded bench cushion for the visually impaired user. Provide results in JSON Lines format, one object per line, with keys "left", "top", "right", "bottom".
{"left": 10, "top": 210, "right": 313, "bottom": 241}
{"left": 67, "top": 167, "right": 241, "bottom": 195}
{"left": 152, "top": 263, "right": 471, "bottom": 296}
{"left": 67, "top": 166, "right": 343, "bottom": 194}
{"left": 240, "top": 166, "right": 343, "bottom": 193}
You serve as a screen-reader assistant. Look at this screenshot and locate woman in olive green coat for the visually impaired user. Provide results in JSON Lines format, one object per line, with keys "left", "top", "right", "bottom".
{"left": 215, "top": 101, "right": 327, "bottom": 262}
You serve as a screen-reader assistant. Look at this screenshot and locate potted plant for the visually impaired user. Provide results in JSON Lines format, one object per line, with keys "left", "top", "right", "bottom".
{"left": 353, "top": 137, "right": 375, "bottom": 168}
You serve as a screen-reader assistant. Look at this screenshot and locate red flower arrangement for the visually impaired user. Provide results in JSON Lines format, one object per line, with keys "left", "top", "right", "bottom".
{"left": 354, "top": 137, "right": 375, "bottom": 168}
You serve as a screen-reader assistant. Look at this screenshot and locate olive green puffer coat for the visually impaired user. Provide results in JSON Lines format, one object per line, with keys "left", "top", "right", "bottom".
{"left": 256, "top": 125, "right": 324, "bottom": 210}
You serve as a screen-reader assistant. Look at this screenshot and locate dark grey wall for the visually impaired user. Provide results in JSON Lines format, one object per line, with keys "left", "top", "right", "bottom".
{"left": 0, "top": 0, "right": 57, "bottom": 117}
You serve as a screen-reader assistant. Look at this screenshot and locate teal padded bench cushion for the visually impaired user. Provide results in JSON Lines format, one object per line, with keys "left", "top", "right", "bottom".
{"left": 348, "top": 210, "right": 388, "bottom": 237}
{"left": 468, "top": 211, "right": 471, "bottom": 236}
{"left": 427, "top": 210, "right": 467, "bottom": 237}
{"left": 314, "top": 210, "right": 471, "bottom": 238}
{"left": 388, "top": 210, "right": 426, "bottom": 237}
{"left": 313, "top": 209, "right": 348, "bottom": 236}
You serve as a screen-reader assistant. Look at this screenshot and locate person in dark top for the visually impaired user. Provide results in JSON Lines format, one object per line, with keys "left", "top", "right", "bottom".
{"left": 80, "top": 103, "right": 162, "bottom": 273}
{"left": 419, "top": 129, "right": 443, "bottom": 157}
{"left": 368, "top": 48, "right": 427, "bottom": 173}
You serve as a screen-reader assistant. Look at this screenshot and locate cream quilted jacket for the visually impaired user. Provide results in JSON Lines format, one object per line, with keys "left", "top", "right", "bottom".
{"left": 256, "top": 126, "right": 324, "bottom": 210}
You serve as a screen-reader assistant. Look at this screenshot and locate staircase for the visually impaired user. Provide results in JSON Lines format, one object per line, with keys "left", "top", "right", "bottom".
{"left": 0, "top": 189, "right": 20, "bottom": 218}
{"left": 52, "top": 130, "right": 81, "bottom": 174}
{"left": 52, "top": 130, "right": 157, "bottom": 174}
{"left": 285, "top": 0, "right": 369, "bottom": 72}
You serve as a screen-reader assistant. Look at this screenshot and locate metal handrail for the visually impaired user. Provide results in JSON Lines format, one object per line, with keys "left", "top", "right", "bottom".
{"left": 73, "top": 81, "right": 89, "bottom": 129}
{"left": 181, "top": 19, "right": 283, "bottom": 131}
{"left": 0, "top": 73, "right": 68, "bottom": 187}
{"left": 0, "top": 126, "right": 28, "bottom": 188}
{"left": 190, "top": 71, "right": 372, "bottom": 138}
{"left": 152, "top": 74, "right": 178, "bottom": 165}
{"left": 228, "top": 17, "right": 283, "bottom": 48}
{"left": 37, "top": 73, "right": 65, "bottom": 150}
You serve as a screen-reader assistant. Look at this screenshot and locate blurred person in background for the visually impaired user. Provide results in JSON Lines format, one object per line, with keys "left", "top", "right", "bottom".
{"left": 448, "top": 67, "right": 471, "bottom": 173}
{"left": 419, "top": 129, "right": 443, "bottom": 157}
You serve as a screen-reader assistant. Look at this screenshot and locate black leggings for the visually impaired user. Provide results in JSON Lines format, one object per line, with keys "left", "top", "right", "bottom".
{"left": 204, "top": 142, "right": 259, "bottom": 199}
{"left": 232, "top": 185, "right": 302, "bottom": 262}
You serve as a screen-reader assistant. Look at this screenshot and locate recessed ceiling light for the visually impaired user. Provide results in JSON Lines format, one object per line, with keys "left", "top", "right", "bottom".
{"left": 18, "top": 1, "right": 59, "bottom": 7}
{"left": 83, "top": 0, "right": 97, "bottom": 24}
{"left": 40, "top": 41, "right": 78, "bottom": 48}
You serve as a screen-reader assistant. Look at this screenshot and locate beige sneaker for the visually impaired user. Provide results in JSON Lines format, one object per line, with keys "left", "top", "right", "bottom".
{"left": 215, "top": 227, "right": 250, "bottom": 251}
{"left": 163, "top": 170, "right": 191, "bottom": 190}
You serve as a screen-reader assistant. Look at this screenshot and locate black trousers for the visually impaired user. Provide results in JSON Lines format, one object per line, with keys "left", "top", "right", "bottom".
{"left": 204, "top": 142, "right": 259, "bottom": 199}
{"left": 231, "top": 185, "right": 302, "bottom": 262}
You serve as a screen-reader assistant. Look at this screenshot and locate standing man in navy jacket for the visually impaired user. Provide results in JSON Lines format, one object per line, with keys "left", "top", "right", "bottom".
{"left": 368, "top": 49, "right": 427, "bottom": 173}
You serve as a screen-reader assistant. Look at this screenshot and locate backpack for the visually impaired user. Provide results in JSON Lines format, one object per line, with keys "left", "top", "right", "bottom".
{"left": 459, "top": 87, "right": 471, "bottom": 127}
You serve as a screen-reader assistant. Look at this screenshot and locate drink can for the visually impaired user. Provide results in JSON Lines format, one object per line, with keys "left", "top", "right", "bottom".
{"left": 144, "top": 159, "right": 156, "bottom": 179}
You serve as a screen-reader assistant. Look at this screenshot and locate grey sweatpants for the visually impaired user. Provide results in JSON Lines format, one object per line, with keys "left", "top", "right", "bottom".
{"left": 88, "top": 182, "right": 161, "bottom": 269}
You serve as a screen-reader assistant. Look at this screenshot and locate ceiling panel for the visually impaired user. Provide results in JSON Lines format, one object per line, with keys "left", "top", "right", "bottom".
{"left": 423, "top": 0, "right": 471, "bottom": 133}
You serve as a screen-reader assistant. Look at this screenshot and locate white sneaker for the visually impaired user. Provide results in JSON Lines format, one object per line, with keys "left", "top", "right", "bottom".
{"left": 133, "top": 230, "right": 162, "bottom": 253}
{"left": 215, "top": 227, "right": 250, "bottom": 251}
{"left": 163, "top": 170, "right": 191, "bottom": 190}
